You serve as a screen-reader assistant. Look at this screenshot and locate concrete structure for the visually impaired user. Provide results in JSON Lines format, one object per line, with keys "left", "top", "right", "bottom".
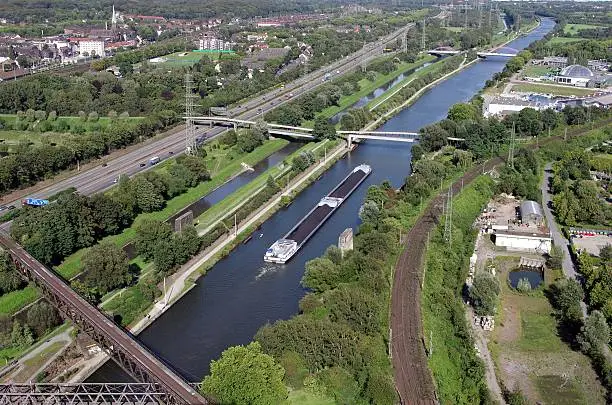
{"left": 586, "top": 94, "right": 612, "bottom": 109}
{"left": 520, "top": 200, "right": 544, "bottom": 226}
{"left": 493, "top": 231, "right": 552, "bottom": 254}
{"left": 338, "top": 228, "right": 354, "bottom": 256}
{"left": 570, "top": 227, "right": 612, "bottom": 257}
{"left": 78, "top": 40, "right": 105, "bottom": 57}
{"left": 485, "top": 97, "right": 539, "bottom": 117}
{"left": 533, "top": 56, "right": 567, "bottom": 68}
{"left": 554, "top": 64, "right": 595, "bottom": 87}
{"left": 174, "top": 211, "right": 194, "bottom": 232}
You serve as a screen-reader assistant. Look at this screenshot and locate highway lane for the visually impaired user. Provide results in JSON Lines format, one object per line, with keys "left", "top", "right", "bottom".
{"left": 5, "top": 19, "right": 424, "bottom": 209}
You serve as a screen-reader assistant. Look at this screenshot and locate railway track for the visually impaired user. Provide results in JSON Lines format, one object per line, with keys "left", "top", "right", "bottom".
{"left": 390, "top": 119, "right": 611, "bottom": 404}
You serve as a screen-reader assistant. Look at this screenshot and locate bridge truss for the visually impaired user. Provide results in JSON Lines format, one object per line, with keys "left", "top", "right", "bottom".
{"left": 0, "top": 383, "right": 198, "bottom": 404}
{"left": 0, "top": 232, "right": 205, "bottom": 405}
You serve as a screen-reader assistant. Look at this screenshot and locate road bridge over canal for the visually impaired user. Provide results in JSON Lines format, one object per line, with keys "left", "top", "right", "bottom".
{"left": 0, "top": 232, "right": 206, "bottom": 405}
{"left": 191, "top": 116, "right": 465, "bottom": 145}
{"left": 427, "top": 49, "right": 517, "bottom": 58}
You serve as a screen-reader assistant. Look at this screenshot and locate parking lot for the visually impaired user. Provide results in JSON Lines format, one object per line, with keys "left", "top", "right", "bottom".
{"left": 571, "top": 231, "right": 612, "bottom": 256}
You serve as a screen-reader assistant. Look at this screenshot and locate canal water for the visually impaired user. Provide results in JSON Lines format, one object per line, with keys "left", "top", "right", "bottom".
{"left": 91, "top": 18, "right": 555, "bottom": 382}
{"left": 330, "top": 60, "right": 436, "bottom": 124}
{"left": 122, "top": 142, "right": 302, "bottom": 259}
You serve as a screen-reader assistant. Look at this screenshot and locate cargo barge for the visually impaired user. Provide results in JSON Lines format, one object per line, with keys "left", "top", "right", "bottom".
{"left": 264, "top": 164, "right": 371, "bottom": 263}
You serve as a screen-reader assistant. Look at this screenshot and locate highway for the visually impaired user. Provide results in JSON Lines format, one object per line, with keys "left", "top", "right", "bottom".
{"left": 0, "top": 231, "right": 207, "bottom": 404}
{"left": 2, "top": 16, "right": 432, "bottom": 209}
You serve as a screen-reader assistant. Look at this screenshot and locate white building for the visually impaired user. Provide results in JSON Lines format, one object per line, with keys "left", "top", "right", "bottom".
{"left": 485, "top": 97, "right": 540, "bottom": 117}
{"left": 79, "top": 40, "right": 105, "bottom": 57}
{"left": 554, "top": 64, "right": 594, "bottom": 88}
{"left": 494, "top": 231, "right": 552, "bottom": 254}
{"left": 199, "top": 37, "right": 232, "bottom": 51}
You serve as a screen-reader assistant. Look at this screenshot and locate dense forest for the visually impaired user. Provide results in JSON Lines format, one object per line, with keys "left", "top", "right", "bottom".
{"left": 0, "top": 0, "right": 434, "bottom": 23}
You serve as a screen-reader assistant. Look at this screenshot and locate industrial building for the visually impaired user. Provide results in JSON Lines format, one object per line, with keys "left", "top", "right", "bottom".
{"left": 480, "top": 197, "right": 552, "bottom": 254}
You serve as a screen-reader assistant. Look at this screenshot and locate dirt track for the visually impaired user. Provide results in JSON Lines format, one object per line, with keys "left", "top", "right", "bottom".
{"left": 390, "top": 120, "right": 610, "bottom": 404}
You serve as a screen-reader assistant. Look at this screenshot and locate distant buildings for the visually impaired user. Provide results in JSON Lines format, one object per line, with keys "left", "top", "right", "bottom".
{"left": 78, "top": 40, "right": 105, "bottom": 57}
{"left": 485, "top": 96, "right": 540, "bottom": 117}
{"left": 254, "top": 13, "right": 327, "bottom": 28}
{"left": 198, "top": 32, "right": 232, "bottom": 51}
{"left": 554, "top": 64, "right": 595, "bottom": 87}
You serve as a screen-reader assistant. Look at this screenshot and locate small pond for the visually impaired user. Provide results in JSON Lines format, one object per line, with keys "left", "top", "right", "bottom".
{"left": 508, "top": 269, "right": 543, "bottom": 289}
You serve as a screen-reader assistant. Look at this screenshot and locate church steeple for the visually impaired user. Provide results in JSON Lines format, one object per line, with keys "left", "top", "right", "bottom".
{"left": 111, "top": 4, "right": 117, "bottom": 31}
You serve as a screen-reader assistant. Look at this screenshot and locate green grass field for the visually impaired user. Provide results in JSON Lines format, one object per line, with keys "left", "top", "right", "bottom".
{"left": 55, "top": 138, "right": 289, "bottom": 279}
{"left": 302, "top": 54, "right": 436, "bottom": 127}
{"left": 0, "top": 115, "right": 143, "bottom": 149}
{"left": 490, "top": 257, "right": 605, "bottom": 404}
{"left": 445, "top": 26, "right": 463, "bottom": 32}
{"left": 150, "top": 51, "right": 238, "bottom": 68}
{"left": 0, "top": 286, "right": 38, "bottom": 315}
{"left": 287, "top": 389, "right": 335, "bottom": 405}
{"left": 194, "top": 141, "right": 324, "bottom": 232}
{"left": 512, "top": 83, "right": 597, "bottom": 97}
{"left": 521, "top": 65, "right": 554, "bottom": 77}
{"left": 548, "top": 37, "right": 588, "bottom": 45}
{"left": 563, "top": 24, "right": 604, "bottom": 35}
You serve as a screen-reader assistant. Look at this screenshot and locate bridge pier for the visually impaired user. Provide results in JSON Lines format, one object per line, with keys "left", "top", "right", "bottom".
{"left": 346, "top": 135, "right": 353, "bottom": 149}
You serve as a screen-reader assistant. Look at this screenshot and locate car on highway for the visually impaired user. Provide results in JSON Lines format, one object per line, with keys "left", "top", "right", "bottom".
{"left": 8, "top": 205, "right": 15, "bottom": 210}
{"left": 139, "top": 162, "right": 146, "bottom": 167}
{"left": 169, "top": 151, "right": 174, "bottom": 155}
{"left": 0, "top": 206, "right": 7, "bottom": 212}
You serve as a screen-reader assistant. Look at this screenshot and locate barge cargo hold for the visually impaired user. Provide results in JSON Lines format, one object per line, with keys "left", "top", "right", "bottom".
{"left": 264, "top": 164, "right": 371, "bottom": 264}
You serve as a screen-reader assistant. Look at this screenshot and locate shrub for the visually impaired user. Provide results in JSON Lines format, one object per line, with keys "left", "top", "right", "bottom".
{"left": 516, "top": 277, "right": 532, "bottom": 293}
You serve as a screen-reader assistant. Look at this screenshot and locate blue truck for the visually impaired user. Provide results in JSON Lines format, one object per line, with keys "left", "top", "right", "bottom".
{"left": 22, "top": 198, "right": 49, "bottom": 207}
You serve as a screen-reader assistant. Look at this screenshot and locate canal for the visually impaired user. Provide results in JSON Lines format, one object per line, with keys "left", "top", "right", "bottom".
{"left": 91, "top": 17, "right": 555, "bottom": 382}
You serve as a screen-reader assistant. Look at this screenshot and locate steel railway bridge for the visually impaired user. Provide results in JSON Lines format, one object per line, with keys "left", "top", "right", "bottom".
{"left": 0, "top": 232, "right": 207, "bottom": 405}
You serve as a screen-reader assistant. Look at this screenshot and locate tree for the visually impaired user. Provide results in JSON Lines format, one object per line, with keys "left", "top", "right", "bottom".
{"left": 577, "top": 310, "right": 610, "bottom": 354}
{"left": 469, "top": 272, "right": 500, "bottom": 316}
{"left": 276, "top": 105, "right": 302, "bottom": 127}
{"left": 447, "top": 103, "right": 479, "bottom": 122}
{"left": 546, "top": 245, "right": 564, "bottom": 270}
{"left": 419, "top": 124, "right": 448, "bottom": 152}
{"left": 135, "top": 219, "right": 173, "bottom": 261}
{"left": 312, "top": 116, "right": 336, "bottom": 140}
{"left": 132, "top": 177, "right": 164, "bottom": 212}
{"left": 302, "top": 257, "right": 341, "bottom": 293}
{"left": 516, "top": 278, "right": 532, "bottom": 293}
{"left": 220, "top": 130, "right": 237, "bottom": 147}
{"left": 359, "top": 200, "right": 382, "bottom": 225}
{"left": 26, "top": 301, "right": 61, "bottom": 337}
{"left": 83, "top": 241, "right": 132, "bottom": 295}
{"left": 549, "top": 279, "right": 584, "bottom": 325}
{"left": 201, "top": 342, "right": 288, "bottom": 405}
{"left": 0, "top": 252, "right": 23, "bottom": 294}
{"left": 119, "top": 62, "right": 133, "bottom": 77}
{"left": 87, "top": 111, "right": 99, "bottom": 122}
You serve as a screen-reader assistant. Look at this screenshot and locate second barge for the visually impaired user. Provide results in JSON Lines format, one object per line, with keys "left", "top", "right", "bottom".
{"left": 264, "top": 164, "right": 371, "bottom": 263}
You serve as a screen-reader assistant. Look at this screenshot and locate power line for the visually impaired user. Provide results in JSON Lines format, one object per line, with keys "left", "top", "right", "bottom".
{"left": 443, "top": 186, "right": 453, "bottom": 246}
{"left": 508, "top": 121, "right": 516, "bottom": 169}
{"left": 421, "top": 19, "right": 426, "bottom": 51}
{"left": 184, "top": 73, "right": 198, "bottom": 155}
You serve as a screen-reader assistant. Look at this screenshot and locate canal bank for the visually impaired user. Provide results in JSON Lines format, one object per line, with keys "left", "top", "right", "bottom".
{"left": 89, "top": 17, "right": 556, "bottom": 383}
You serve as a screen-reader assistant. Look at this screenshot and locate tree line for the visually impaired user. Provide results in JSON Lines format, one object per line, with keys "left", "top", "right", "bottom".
{"left": 551, "top": 149, "right": 612, "bottom": 227}
{"left": 0, "top": 110, "right": 178, "bottom": 195}
{"left": 11, "top": 153, "right": 209, "bottom": 267}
